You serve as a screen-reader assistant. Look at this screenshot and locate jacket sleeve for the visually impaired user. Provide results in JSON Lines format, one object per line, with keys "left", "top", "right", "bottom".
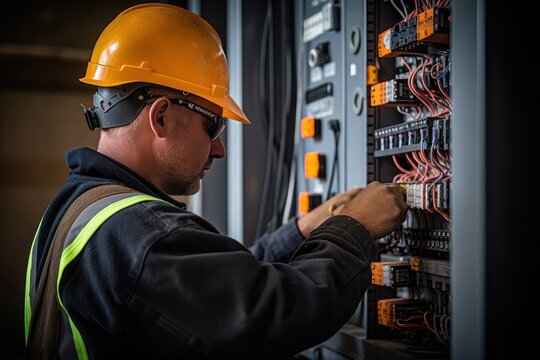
{"left": 124, "top": 215, "right": 375, "bottom": 359}
{"left": 248, "top": 219, "right": 305, "bottom": 262}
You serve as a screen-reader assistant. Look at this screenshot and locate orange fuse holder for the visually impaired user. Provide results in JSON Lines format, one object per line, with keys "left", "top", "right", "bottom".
{"left": 301, "top": 116, "right": 321, "bottom": 139}
{"left": 378, "top": 28, "right": 392, "bottom": 58}
{"left": 367, "top": 65, "right": 378, "bottom": 85}
{"left": 298, "top": 192, "right": 322, "bottom": 214}
{"left": 416, "top": 7, "right": 450, "bottom": 43}
{"left": 304, "top": 152, "right": 326, "bottom": 179}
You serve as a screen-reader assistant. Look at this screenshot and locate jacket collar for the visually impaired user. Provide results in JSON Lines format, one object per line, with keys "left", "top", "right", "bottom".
{"left": 66, "top": 147, "right": 187, "bottom": 210}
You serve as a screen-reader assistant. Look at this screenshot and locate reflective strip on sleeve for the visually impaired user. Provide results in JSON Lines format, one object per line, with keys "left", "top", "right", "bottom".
{"left": 24, "top": 219, "right": 42, "bottom": 345}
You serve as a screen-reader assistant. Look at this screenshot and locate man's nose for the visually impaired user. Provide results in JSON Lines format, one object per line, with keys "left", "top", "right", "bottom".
{"left": 211, "top": 136, "right": 226, "bottom": 159}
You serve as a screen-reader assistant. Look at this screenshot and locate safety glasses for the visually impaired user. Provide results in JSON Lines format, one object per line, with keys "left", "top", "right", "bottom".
{"left": 168, "top": 98, "right": 226, "bottom": 141}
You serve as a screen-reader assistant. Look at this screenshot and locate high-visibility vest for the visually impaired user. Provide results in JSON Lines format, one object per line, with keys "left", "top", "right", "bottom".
{"left": 25, "top": 191, "right": 167, "bottom": 360}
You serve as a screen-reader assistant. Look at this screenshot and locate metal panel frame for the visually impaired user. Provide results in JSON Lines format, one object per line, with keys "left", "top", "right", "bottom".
{"left": 227, "top": 0, "right": 244, "bottom": 242}
{"left": 452, "top": 0, "right": 485, "bottom": 358}
{"left": 187, "top": 0, "right": 203, "bottom": 216}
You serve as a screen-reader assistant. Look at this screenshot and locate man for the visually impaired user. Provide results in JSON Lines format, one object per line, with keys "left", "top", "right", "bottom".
{"left": 25, "top": 3, "right": 408, "bottom": 359}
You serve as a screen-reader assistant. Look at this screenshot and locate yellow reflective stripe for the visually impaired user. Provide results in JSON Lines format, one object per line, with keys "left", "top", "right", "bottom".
{"left": 24, "top": 219, "right": 42, "bottom": 345}
{"left": 56, "top": 194, "right": 164, "bottom": 360}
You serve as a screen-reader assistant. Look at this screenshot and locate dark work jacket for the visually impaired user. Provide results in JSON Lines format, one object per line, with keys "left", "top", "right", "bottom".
{"left": 28, "top": 147, "right": 376, "bottom": 359}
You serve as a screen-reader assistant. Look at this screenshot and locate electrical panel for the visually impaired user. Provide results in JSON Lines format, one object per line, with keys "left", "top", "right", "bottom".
{"left": 296, "top": 0, "right": 367, "bottom": 213}
{"left": 297, "top": 1, "right": 452, "bottom": 358}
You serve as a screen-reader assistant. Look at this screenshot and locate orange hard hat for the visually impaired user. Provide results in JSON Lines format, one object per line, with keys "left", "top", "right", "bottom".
{"left": 79, "top": 3, "right": 249, "bottom": 124}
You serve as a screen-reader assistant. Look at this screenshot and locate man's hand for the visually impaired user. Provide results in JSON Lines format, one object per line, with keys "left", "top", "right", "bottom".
{"left": 340, "top": 181, "right": 408, "bottom": 238}
{"left": 297, "top": 187, "right": 363, "bottom": 238}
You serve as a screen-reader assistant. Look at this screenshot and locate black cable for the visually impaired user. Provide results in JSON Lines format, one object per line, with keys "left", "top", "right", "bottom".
{"left": 256, "top": 0, "right": 275, "bottom": 238}
{"left": 277, "top": 164, "right": 290, "bottom": 216}
{"left": 271, "top": 0, "right": 291, "bottom": 230}
{"left": 278, "top": 0, "right": 295, "bottom": 223}
{"left": 259, "top": 7, "right": 269, "bottom": 133}
{"left": 326, "top": 120, "right": 341, "bottom": 200}
{"left": 281, "top": 0, "right": 304, "bottom": 224}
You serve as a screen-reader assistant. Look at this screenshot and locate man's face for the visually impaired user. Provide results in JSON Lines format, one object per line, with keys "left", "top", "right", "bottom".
{"left": 157, "top": 109, "right": 226, "bottom": 196}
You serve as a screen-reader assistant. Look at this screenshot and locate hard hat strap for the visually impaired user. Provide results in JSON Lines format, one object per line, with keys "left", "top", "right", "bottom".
{"left": 82, "top": 84, "right": 150, "bottom": 131}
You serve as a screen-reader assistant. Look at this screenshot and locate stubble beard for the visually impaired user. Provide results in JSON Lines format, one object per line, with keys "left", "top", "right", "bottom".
{"left": 157, "top": 148, "right": 201, "bottom": 196}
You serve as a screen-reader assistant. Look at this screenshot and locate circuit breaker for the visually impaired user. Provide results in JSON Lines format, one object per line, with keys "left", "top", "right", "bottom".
{"left": 297, "top": 1, "right": 452, "bottom": 358}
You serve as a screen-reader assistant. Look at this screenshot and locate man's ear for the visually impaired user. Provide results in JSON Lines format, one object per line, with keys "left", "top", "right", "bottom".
{"left": 148, "top": 98, "right": 170, "bottom": 138}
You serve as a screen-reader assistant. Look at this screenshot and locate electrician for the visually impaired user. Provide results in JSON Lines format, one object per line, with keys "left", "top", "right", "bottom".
{"left": 24, "top": 3, "right": 408, "bottom": 359}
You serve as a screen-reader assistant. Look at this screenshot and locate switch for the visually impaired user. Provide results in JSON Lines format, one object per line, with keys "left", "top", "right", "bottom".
{"left": 298, "top": 192, "right": 322, "bottom": 215}
{"left": 301, "top": 116, "right": 321, "bottom": 139}
{"left": 304, "top": 152, "right": 326, "bottom": 179}
{"left": 308, "top": 42, "right": 331, "bottom": 68}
